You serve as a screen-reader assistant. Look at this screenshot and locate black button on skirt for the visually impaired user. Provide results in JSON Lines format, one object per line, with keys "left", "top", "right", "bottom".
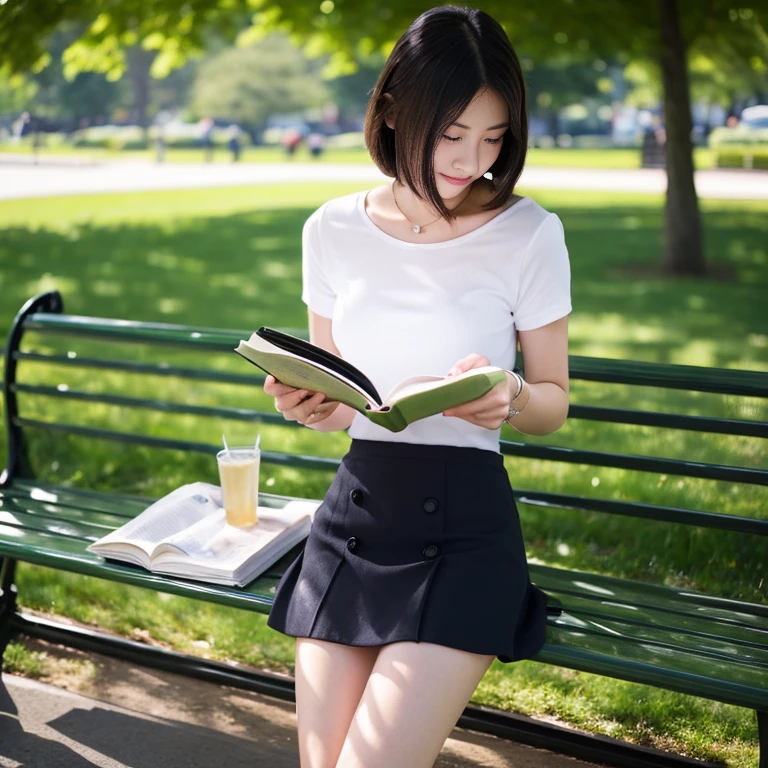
{"left": 267, "top": 439, "right": 549, "bottom": 663}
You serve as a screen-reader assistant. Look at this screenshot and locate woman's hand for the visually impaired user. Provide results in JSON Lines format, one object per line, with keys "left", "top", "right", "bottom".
{"left": 441, "top": 353, "right": 517, "bottom": 430}
{"left": 264, "top": 375, "right": 340, "bottom": 426}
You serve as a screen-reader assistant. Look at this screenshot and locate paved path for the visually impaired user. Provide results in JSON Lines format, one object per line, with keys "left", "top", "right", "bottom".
{"left": 1, "top": 154, "right": 766, "bottom": 200}
{"left": 0, "top": 639, "right": 604, "bottom": 768}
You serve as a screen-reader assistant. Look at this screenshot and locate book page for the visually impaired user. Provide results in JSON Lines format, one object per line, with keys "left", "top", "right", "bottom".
{"left": 151, "top": 502, "right": 315, "bottom": 570}
{"left": 88, "top": 482, "right": 221, "bottom": 558}
{"left": 383, "top": 366, "right": 502, "bottom": 406}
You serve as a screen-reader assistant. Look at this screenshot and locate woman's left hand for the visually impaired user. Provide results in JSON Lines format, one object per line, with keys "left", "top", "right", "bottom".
{"left": 442, "top": 353, "right": 515, "bottom": 430}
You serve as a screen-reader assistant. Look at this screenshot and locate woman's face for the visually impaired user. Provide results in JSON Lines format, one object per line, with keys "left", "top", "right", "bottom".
{"left": 432, "top": 88, "right": 509, "bottom": 201}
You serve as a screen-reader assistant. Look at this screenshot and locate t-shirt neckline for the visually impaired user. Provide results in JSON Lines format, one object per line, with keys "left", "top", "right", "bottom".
{"left": 357, "top": 188, "right": 532, "bottom": 250}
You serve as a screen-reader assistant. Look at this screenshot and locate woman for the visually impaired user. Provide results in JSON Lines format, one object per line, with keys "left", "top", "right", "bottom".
{"left": 265, "top": 6, "right": 571, "bottom": 767}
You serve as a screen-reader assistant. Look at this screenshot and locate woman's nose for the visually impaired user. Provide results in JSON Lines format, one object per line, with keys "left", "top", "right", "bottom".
{"left": 453, "top": 144, "right": 480, "bottom": 177}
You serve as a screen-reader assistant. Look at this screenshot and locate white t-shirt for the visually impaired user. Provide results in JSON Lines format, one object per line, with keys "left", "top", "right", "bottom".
{"left": 301, "top": 189, "right": 572, "bottom": 453}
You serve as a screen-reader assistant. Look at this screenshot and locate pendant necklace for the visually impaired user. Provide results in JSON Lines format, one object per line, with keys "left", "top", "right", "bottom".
{"left": 391, "top": 182, "right": 471, "bottom": 234}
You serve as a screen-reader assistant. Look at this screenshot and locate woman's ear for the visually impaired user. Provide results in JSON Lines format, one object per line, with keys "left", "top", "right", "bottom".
{"left": 382, "top": 93, "right": 396, "bottom": 130}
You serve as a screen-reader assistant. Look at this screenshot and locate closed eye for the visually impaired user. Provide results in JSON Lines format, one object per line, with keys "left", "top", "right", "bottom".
{"left": 442, "top": 135, "right": 504, "bottom": 144}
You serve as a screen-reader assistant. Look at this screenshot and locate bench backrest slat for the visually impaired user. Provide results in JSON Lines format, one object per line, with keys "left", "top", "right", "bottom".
{"left": 2, "top": 292, "right": 765, "bottom": 545}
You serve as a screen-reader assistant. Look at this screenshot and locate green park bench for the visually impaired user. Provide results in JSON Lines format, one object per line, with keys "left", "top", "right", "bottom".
{"left": 1, "top": 290, "right": 766, "bottom": 768}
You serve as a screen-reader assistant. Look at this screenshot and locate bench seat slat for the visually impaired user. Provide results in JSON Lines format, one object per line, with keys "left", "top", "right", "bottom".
{"left": 532, "top": 564, "right": 768, "bottom": 622}
{"left": 537, "top": 638, "right": 768, "bottom": 711}
{"left": 1, "top": 528, "right": 764, "bottom": 710}
{"left": 5, "top": 481, "right": 314, "bottom": 518}
{"left": 1, "top": 498, "right": 135, "bottom": 532}
{"left": 551, "top": 612, "right": 768, "bottom": 666}
{"left": 4, "top": 483, "right": 765, "bottom": 633}
{"left": 5, "top": 500, "right": 765, "bottom": 661}
{"left": 0, "top": 529, "right": 284, "bottom": 610}
{"left": 2, "top": 485, "right": 319, "bottom": 530}
{"left": 1, "top": 498, "right": 765, "bottom": 711}
{"left": 542, "top": 592, "right": 768, "bottom": 649}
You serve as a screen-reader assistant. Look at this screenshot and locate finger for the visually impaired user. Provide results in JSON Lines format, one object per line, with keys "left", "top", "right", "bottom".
{"left": 307, "top": 399, "right": 339, "bottom": 423}
{"left": 266, "top": 378, "right": 303, "bottom": 396}
{"left": 446, "top": 353, "right": 491, "bottom": 376}
{"left": 275, "top": 389, "right": 311, "bottom": 413}
{"left": 302, "top": 392, "right": 329, "bottom": 422}
{"left": 289, "top": 391, "right": 323, "bottom": 418}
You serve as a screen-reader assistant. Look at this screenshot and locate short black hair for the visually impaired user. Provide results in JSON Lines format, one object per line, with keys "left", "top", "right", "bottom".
{"left": 364, "top": 6, "right": 527, "bottom": 221}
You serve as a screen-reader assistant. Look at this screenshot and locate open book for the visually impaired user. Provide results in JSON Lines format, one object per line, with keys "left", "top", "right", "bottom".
{"left": 235, "top": 327, "right": 507, "bottom": 432}
{"left": 87, "top": 482, "right": 318, "bottom": 587}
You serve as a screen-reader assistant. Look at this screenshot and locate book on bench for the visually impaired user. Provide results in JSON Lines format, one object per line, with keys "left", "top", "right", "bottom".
{"left": 235, "top": 327, "right": 507, "bottom": 433}
{"left": 87, "top": 482, "right": 318, "bottom": 587}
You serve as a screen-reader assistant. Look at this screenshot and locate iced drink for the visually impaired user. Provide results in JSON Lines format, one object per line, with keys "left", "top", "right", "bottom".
{"left": 217, "top": 447, "right": 260, "bottom": 527}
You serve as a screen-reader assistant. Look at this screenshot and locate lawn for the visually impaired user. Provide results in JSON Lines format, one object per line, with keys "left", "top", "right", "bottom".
{"left": 0, "top": 182, "right": 766, "bottom": 767}
{"left": 0, "top": 141, "right": 717, "bottom": 169}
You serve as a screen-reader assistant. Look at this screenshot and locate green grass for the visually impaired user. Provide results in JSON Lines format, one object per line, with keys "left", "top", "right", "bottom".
{"left": 0, "top": 183, "right": 766, "bottom": 767}
{"left": 3, "top": 641, "right": 51, "bottom": 678}
{"left": 0, "top": 142, "right": 717, "bottom": 169}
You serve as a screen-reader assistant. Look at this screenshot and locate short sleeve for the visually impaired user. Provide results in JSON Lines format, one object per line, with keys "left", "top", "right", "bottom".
{"left": 514, "top": 213, "right": 572, "bottom": 331}
{"left": 300, "top": 206, "right": 336, "bottom": 318}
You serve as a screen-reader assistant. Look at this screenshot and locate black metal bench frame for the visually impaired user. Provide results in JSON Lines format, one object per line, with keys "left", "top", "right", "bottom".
{"left": 1, "top": 290, "right": 767, "bottom": 768}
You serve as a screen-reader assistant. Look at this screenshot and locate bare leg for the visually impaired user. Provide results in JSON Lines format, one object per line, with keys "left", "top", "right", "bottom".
{"left": 295, "top": 637, "right": 381, "bottom": 768}
{"left": 335, "top": 641, "right": 494, "bottom": 768}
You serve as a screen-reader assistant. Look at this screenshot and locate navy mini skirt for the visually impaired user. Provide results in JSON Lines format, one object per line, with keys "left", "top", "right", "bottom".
{"left": 267, "top": 439, "right": 550, "bottom": 663}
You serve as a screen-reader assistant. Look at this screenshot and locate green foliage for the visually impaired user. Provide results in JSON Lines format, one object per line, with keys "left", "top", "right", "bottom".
{"left": 709, "top": 126, "right": 768, "bottom": 147}
{"left": 190, "top": 33, "right": 331, "bottom": 128}
{"left": 2, "top": 0, "right": 765, "bottom": 95}
{"left": 71, "top": 124, "right": 147, "bottom": 149}
{"left": 713, "top": 146, "right": 768, "bottom": 169}
{"left": 0, "top": 67, "right": 38, "bottom": 114}
{"left": 0, "top": 0, "right": 256, "bottom": 81}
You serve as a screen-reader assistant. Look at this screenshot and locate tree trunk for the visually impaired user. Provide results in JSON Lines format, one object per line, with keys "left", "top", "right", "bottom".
{"left": 658, "top": 0, "right": 705, "bottom": 275}
{"left": 127, "top": 45, "right": 154, "bottom": 132}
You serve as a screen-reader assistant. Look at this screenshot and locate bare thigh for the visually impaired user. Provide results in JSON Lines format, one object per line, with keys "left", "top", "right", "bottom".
{"left": 335, "top": 641, "right": 495, "bottom": 768}
{"left": 294, "top": 637, "right": 380, "bottom": 768}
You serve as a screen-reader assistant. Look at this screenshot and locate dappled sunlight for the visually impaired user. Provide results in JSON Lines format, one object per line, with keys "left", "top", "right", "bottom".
{"left": 25, "top": 273, "right": 79, "bottom": 299}
{"left": 158, "top": 298, "right": 187, "bottom": 315}
{"left": 91, "top": 280, "right": 124, "bottom": 298}
{"left": 1, "top": 204, "right": 316, "bottom": 329}
{"left": 30, "top": 487, "right": 59, "bottom": 502}
{"left": 146, "top": 250, "right": 183, "bottom": 270}
{"left": 262, "top": 260, "right": 294, "bottom": 278}
{"left": 1, "top": 187, "right": 766, "bottom": 368}
{"left": 249, "top": 237, "right": 288, "bottom": 252}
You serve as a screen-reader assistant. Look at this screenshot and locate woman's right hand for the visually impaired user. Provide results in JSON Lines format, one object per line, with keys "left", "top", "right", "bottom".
{"left": 263, "top": 375, "right": 340, "bottom": 426}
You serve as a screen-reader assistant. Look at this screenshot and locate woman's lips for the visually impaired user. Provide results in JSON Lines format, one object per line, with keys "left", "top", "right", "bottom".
{"left": 440, "top": 173, "right": 473, "bottom": 186}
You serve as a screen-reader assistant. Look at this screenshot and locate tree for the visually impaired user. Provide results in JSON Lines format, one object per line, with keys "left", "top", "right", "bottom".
{"left": 191, "top": 34, "right": 330, "bottom": 131}
{"left": 2, "top": 0, "right": 766, "bottom": 274}
{"left": 523, "top": 56, "right": 613, "bottom": 138}
{"left": 26, "top": 26, "right": 125, "bottom": 129}
{"left": 238, "top": 0, "right": 768, "bottom": 276}
{"left": 0, "top": 0, "right": 255, "bottom": 132}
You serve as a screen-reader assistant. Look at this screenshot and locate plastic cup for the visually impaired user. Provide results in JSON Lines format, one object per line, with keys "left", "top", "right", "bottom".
{"left": 216, "top": 446, "right": 260, "bottom": 527}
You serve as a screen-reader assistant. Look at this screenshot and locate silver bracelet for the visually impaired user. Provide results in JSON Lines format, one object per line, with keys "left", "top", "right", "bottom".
{"left": 502, "top": 369, "right": 524, "bottom": 401}
{"left": 502, "top": 370, "right": 526, "bottom": 425}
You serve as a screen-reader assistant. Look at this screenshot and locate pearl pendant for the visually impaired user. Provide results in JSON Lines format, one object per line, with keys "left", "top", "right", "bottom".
{"left": 412, "top": 224, "right": 421, "bottom": 234}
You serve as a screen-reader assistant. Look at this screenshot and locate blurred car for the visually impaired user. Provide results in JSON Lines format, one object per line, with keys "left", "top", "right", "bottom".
{"left": 739, "top": 105, "right": 768, "bottom": 129}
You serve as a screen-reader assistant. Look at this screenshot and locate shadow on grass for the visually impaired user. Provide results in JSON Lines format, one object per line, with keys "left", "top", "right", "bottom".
{"left": 0, "top": 198, "right": 766, "bottom": 367}
{"left": 1, "top": 207, "right": 308, "bottom": 333}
